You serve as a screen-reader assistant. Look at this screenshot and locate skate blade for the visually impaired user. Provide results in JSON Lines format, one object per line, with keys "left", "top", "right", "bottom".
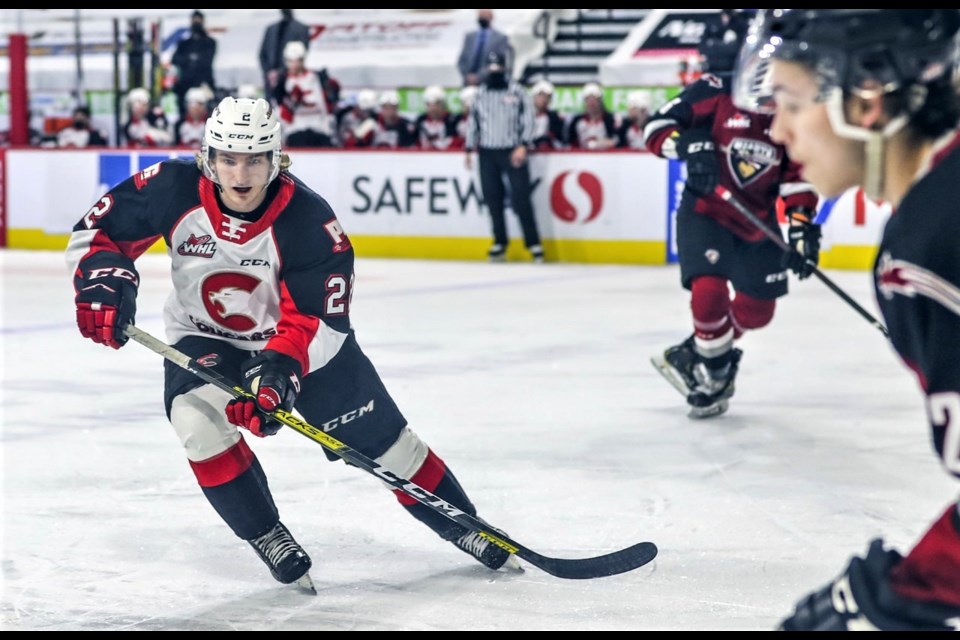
{"left": 687, "top": 399, "right": 729, "bottom": 420}
{"left": 651, "top": 356, "right": 692, "bottom": 398}
{"left": 295, "top": 572, "right": 317, "bottom": 595}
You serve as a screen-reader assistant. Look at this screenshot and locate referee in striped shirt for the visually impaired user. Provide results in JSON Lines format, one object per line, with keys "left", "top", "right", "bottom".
{"left": 465, "top": 51, "right": 544, "bottom": 263}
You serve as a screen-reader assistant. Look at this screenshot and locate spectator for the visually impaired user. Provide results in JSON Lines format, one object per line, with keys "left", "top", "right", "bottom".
{"left": 273, "top": 40, "right": 339, "bottom": 148}
{"left": 465, "top": 51, "right": 543, "bottom": 263}
{"left": 0, "top": 109, "right": 46, "bottom": 147}
{"left": 616, "top": 91, "right": 652, "bottom": 150}
{"left": 566, "top": 82, "right": 617, "bottom": 150}
{"left": 530, "top": 80, "right": 566, "bottom": 151}
{"left": 174, "top": 85, "right": 213, "bottom": 149}
{"left": 415, "top": 86, "right": 463, "bottom": 150}
{"left": 171, "top": 10, "right": 217, "bottom": 122}
{"left": 259, "top": 9, "right": 310, "bottom": 96}
{"left": 56, "top": 105, "right": 108, "bottom": 148}
{"left": 457, "top": 9, "right": 514, "bottom": 87}
{"left": 122, "top": 88, "right": 172, "bottom": 148}
{"left": 337, "top": 89, "right": 378, "bottom": 148}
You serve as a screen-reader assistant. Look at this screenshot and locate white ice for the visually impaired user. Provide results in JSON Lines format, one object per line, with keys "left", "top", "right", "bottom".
{"left": 2, "top": 249, "right": 956, "bottom": 631}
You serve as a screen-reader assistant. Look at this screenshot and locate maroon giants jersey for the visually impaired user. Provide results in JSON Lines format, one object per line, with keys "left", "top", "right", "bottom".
{"left": 644, "top": 73, "right": 818, "bottom": 242}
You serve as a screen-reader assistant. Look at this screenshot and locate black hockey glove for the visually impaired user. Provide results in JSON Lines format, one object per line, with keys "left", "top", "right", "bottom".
{"left": 225, "top": 350, "right": 302, "bottom": 438}
{"left": 74, "top": 261, "right": 139, "bottom": 349}
{"left": 783, "top": 207, "right": 821, "bottom": 280}
{"left": 675, "top": 129, "right": 719, "bottom": 198}
{"left": 780, "top": 538, "right": 960, "bottom": 631}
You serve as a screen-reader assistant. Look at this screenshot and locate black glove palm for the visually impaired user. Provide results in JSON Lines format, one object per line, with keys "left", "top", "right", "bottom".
{"left": 225, "top": 351, "right": 302, "bottom": 438}
{"left": 676, "top": 129, "right": 719, "bottom": 198}
{"left": 783, "top": 207, "right": 822, "bottom": 280}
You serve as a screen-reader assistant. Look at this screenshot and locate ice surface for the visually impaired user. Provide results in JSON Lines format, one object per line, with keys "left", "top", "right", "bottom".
{"left": 2, "top": 249, "right": 954, "bottom": 630}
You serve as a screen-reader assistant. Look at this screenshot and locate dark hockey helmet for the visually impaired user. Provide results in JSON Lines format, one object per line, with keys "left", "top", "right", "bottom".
{"left": 733, "top": 9, "right": 960, "bottom": 116}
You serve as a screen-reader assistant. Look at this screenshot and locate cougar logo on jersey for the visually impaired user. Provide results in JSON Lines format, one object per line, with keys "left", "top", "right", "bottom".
{"left": 550, "top": 171, "right": 603, "bottom": 224}
{"left": 177, "top": 234, "right": 217, "bottom": 258}
{"left": 201, "top": 272, "right": 263, "bottom": 332}
{"left": 876, "top": 252, "right": 960, "bottom": 315}
{"left": 727, "top": 138, "right": 777, "bottom": 187}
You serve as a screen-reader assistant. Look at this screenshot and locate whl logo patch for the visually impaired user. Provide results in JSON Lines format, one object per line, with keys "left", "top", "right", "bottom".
{"left": 178, "top": 234, "right": 217, "bottom": 258}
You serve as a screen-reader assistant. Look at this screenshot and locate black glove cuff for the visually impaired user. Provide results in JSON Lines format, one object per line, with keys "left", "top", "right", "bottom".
{"left": 258, "top": 350, "right": 303, "bottom": 382}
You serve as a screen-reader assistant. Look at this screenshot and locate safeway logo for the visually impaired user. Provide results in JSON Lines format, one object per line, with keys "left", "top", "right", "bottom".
{"left": 550, "top": 171, "right": 604, "bottom": 224}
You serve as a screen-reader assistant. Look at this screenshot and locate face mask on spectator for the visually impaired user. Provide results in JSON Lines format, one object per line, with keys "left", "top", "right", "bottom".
{"left": 478, "top": 18, "right": 491, "bottom": 29}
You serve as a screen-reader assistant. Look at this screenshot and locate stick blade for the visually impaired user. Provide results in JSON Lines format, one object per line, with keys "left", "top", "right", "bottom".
{"left": 518, "top": 542, "right": 658, "bottom": 580}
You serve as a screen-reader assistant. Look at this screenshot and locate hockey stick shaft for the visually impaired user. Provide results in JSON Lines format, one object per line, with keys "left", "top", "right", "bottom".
{"left": 123, "top": 324, "right": 657, "bottom": 580}
{"left": 715, "top": 186, "right": 890, "bottom": 339}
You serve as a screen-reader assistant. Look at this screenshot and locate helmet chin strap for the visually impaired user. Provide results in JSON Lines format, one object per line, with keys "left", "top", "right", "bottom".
{"left": 824, "top": 88, "right": 909, "bottom": 202}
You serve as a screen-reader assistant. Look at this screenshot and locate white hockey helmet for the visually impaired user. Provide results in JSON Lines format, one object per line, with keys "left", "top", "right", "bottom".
{"left": 236, "top": 84, "right": 260, "bottom": 100}
{"left": 356, "top": 89, "right": 378, "bottom": 111}
{"left": 532, "top": 80, "right": 554, "bottom": 96}
{"left": 582, "top": 82, "right": 603, "bottom": 99}
{"left": 127, "top": 87, "right": 151, "bottom": 105}
{"left": 283, "top": 40, "right": 307, "bottom": 61}
{"left": 202, "top": 97, "right": 283, "bottom": 183}
{"left": 378, "top": 89, "right": 401, "bottom": 107}
{"left": 626, "top": 91, "right": 651, "bottom": 111}
{"left": 423, "top": 85, "right": 446, "bottom": 105}
{"left": 459, "top": 85, "right": 478, "bottom": 109}
{"left": 186, "top": 86, "right": 212, "bottom": 106}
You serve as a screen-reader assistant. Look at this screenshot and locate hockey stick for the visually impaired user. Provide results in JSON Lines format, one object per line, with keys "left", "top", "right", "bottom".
{"left": 123, "top": 324, "right": 658, "bottom": 580}
{"left": 715, "top": 186, "right": 890, "bottom": 339}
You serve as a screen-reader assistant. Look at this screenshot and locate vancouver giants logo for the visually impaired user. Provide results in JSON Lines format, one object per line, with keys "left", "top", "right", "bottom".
{"left": 876, "top": 252, "right": 960, "bottom": 316}
{"left": 201, "top": 272, "right": 263, "bottom": 332}
{"left": 550, "top": 171, "right": 603, "bottom": 224}
{"left": 177, "top": 234, "right": 217, "bottom": 258}
{"left": 727, "top": 137, "right": 778, "bottom": 188}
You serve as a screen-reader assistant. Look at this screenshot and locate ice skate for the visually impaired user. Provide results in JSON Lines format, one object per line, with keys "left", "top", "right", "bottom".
{"left": 651, "top": 334, "right": 699, "bottom": 397}
{"left": 452, "top": 530, "right": 523, "bottom": 573}
{"left": 247, "top": 521, "right": 314, "bottom": 591}
{"left": 686, "top": 348, "right": 741, "bottom": 419}
{"left": 488, "top": 244, "right": 507, "bottom": 263}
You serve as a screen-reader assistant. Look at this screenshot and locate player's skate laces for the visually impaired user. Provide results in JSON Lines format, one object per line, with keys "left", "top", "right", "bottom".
{"left": 453, "top": 530, "right": 522, "bottom": 571}
{"left": 247, "top": 521, "right": 313, "bottom": 586}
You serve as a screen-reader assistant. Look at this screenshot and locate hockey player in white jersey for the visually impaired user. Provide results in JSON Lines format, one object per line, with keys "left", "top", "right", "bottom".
{"left": 67, "top": 97, "right": 520, "bottom": 591}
